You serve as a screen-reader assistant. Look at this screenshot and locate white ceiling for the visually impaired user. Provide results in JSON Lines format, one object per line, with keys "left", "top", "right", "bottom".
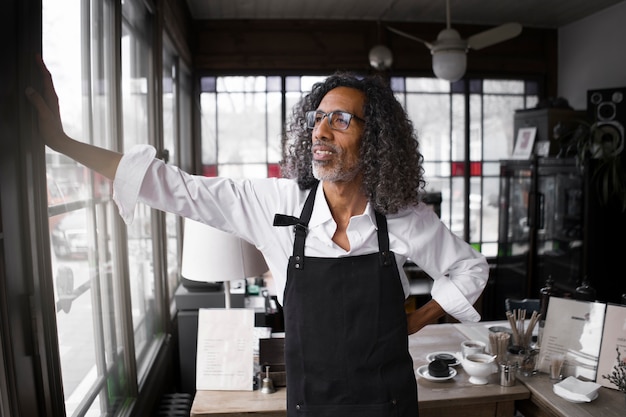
{"left": 185, "top": 0, "right": 624, "bottom": 29}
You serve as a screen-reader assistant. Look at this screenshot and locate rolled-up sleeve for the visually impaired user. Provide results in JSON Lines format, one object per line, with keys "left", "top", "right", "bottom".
{"left": 395, "top": 205, "right": 489, "bottom": 323}
{"left": 112, "top": 145, "right": 157, "bottom": 224}
{"left": 429, "top": 257, "right": 488, "bottom": 322}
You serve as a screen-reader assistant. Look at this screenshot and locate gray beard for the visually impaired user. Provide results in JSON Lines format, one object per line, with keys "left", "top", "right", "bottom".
{"left": 312, "top": 160, "right": 362, "bottom": 183}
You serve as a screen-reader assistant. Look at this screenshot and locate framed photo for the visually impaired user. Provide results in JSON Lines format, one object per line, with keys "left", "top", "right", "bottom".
{"left": 512, "top": 126, "right": 537, "bottom": 159}
{"left": 535, "top": 141, "right": 551, "bottom": 157}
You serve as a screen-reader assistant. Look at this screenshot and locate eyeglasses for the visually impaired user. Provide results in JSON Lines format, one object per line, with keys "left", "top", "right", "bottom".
{"left": 305, "top": 110, "right": 365, "bottom": 131}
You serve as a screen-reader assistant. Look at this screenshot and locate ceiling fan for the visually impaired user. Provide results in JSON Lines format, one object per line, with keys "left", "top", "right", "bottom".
{"left": 384, "top": 0, "right": 522, "bottom": 81}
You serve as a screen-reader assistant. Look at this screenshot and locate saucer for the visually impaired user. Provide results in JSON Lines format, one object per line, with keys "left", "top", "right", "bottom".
{"left": 416, "top": 365, "right": 457, "bottom": 382}
{"left": 426, "top": 351, "right": 461, "bottom": 366}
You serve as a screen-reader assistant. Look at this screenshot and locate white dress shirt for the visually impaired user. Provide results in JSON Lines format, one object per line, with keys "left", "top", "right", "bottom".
{"left": 113, "top": 145, "right": 488, "bottom": 322}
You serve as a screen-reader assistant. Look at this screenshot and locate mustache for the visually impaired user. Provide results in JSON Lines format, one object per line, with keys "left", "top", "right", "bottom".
{"left": 312, "top": 140, "right": 340, "bottom": 153}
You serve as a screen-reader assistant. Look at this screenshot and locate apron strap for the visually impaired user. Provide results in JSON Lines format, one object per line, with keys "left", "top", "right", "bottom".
{"left": 374, "top": 211, "right": 393, "bottom": 267}
{"left": 273, "top": 181, "right": 319, "bottom": 269}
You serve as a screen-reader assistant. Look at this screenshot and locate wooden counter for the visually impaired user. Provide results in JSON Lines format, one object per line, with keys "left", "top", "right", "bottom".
{"left": 191, "top": 322, "right": 626, "bottom": 416}
{"left": 191, "top": 322, "right": 530, "bottom": 416}
{"left": 191, "top": 389, "right": 286, "bottom": 417}
{"left": 516, "top": 373, "right": 625, "bottom": 417}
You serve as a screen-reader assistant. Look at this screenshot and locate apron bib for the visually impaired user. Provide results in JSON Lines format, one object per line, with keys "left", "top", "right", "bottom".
{"left": 274, "top": 182, "right": 419, "bottom": 417}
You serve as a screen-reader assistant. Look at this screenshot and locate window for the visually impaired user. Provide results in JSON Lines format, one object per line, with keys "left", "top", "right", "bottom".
{"left": 200, "top": 75, "right": 539, "bottom": 256}
{"left": 162, "top": 39, "right": 183, "bottom": 305}
{"left": 44, "top": 1, "right": 127, "bottom": 415}
{"left": 200, "top": 75, "right": 327, "bottom": 178}
{"left": 393, "top": 77, "right": 538, "bottom": 256}
{"left": 121, "top": 0, "right": 163, "bottom": 375}
{"left": 41, "top": 0, "right": 190, "bottom": 414}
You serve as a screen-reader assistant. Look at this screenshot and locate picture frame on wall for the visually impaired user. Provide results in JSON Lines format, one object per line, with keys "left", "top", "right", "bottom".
{"left": 512, "top": 126, "right": 537, "bottom": 159}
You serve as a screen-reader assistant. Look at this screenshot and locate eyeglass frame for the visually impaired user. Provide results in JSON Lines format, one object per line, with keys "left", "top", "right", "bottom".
{"left": 305, "top": 110, "right": 366, "bottom": 131}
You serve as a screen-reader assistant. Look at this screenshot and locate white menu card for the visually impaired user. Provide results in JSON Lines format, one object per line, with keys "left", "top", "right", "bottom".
{"left": 537, "top": 297, "right": 606, "bottom": 381}
{"left": 196, "top": 308, "right": 255, "bottom": 391}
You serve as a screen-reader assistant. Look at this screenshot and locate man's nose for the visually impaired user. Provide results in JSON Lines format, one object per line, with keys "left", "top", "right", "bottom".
{"left": 313, "top": 115, "right": 333, "bottom": 138}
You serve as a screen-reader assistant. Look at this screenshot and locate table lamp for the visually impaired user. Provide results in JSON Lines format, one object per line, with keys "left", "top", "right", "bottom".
{"left": 181, "top": 218, "right": 268, "bottom": 308}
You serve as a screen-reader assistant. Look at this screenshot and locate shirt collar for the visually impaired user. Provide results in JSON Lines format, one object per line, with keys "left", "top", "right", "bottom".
{"left": 307, "top": 181, "right": 378, "bottom": 230}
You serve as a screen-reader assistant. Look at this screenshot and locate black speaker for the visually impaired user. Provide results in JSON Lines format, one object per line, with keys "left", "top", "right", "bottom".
{"left": 584, "top": 87, "right": 626, "bottom": 305}
{"left": 587, "top": 87, "right": 626, "bottom": 156}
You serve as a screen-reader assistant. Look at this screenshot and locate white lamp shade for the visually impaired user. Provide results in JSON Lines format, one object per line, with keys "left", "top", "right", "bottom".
{"left": 368, "top": 45, "right": 393, "bottom": 70}
{"left": 432, "top": 50, "right": 466, "bottom": 82}
{"left": 181, "top": 218, "right": 268, "bottom": 283}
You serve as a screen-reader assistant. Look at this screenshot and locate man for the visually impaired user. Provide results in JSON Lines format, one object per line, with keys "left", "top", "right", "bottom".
{"left": 27, "top": 56, "right": 488, "bottom": 416}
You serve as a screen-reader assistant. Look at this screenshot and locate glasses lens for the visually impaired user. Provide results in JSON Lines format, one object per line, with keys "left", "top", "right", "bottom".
{"left": 329, "top": 112, "right": 351, "bottom": 130}
{"left": 306, "top": 111, "right": 356, "bottom": 130}
{"left": 306, "top": 111, "right": 322, "bottom": 129}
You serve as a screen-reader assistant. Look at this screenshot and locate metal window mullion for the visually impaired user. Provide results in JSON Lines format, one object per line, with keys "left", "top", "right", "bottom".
{"left": 150, "top": 2, "right": 169, "bottom": 335}
{"left": 115, "top": 5, "right": 139, "bottom": 399}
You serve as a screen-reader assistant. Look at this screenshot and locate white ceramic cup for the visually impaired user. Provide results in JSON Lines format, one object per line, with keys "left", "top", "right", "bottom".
{"left": 461, "top": 340, "right": 486, "bottom": 358}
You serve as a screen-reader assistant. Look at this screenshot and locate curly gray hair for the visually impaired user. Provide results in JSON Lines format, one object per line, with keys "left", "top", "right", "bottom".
{"left": 281, "top": 72, "right": 426, "bottom": 215}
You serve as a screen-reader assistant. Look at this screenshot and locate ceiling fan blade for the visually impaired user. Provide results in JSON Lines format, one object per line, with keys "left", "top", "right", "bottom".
{"left": 387, "top": 26, "right": 433, "bottom": 49}
{"left": 467, "top": 22, "right": 522, "bottom": 50}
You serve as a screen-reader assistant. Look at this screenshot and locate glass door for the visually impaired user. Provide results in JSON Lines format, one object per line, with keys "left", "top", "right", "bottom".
{"left": 493, "top": 159, "right": 533, "bottom": 319}
{"left": 534, "top": 158, "right": 583, "bottom": 296}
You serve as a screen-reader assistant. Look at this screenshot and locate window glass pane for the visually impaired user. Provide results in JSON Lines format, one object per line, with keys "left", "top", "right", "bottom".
{"left": 217, "top": 76, "right": 266, "bottom": 92}
{"left": 405, "top": 77, "right": 450, "bottom": 93}
{"left": 300, "top": 76, "right": 326, "bottom": 92}
{"left": 200, "top": 92, "right": 217, "bottom": 166}
{"left": 526, "top": 95, "right": 539, "bottom": 108}
{"left": 483, "top": 80, "right": 524, "bottom": 94}
{"left": 163, "top": 44, "right": 181, "bottom": 301}
{"left": 163, "top": 50, "right": 176, "bottom": 164}
{"left": 180, "top": 68, "right": 193, "bottom": 168}
{"left": 121, "top": 3, "right": 160, "bottom": 371}
{"left": 483, "top": 161, "right": 501, "bottom": 176}
{"left": 267, "top": 92, "right": 283, "bottom": 163}
{"left": 469, "top": 178, "right": 482, "bottom": 243}
{"left": 453, "top": 93, "right": 467, "bottom": 161}
{"left": 405, "top": 93, "right": 450, "bottom": 163}
{"left": 483, "top": 95, "right": 525, "bottom": 160}
{"left": 217, "top": 91, "right": 267, "bottom": 164}
{"left": 285, "top": 76, "right": 300, "bottom": 92}
{"left": 267, "top": 76, "right": 282, "bottom": 92}
{"left": 450, "top": 177, "right": 466, "bottom": 238}
{"left": 482, "top": 177, "right": 500, "bottom": 247}
{"left": 390, "top": 77, "right": 405, "bottom": 92}
{"left": 286, "top": 91, "right": 303, "bottom": 117}
{"left": 201, "top": 76, "right": 216, "bottom": 93}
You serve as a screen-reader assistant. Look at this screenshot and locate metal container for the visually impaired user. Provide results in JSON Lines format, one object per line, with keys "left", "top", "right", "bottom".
{"left": 499, "top": 362, "right": 516, "bottom": 387}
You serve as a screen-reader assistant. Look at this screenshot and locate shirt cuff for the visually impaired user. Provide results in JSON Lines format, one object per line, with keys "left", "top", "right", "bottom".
{"left": 431, "top": 275, "right": 482, "bottom": 322}
{"left": 112, "top": 144, "right": 156, "bottom": 224}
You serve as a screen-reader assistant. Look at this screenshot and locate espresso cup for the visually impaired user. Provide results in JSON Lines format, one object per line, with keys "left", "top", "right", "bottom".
{"left": 461, "top": 340, "right": 486, "bottom": 357}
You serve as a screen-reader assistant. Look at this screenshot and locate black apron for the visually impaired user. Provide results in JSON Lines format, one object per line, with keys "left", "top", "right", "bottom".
{"left": 274, "top": 182, "right": 419, "bottom": 417}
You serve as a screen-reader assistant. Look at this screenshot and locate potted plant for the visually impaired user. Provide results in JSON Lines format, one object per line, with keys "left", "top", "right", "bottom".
{"left": 601, "top": 347, "right": 626, "bottom": 395}
{"left": 555, "top": 119, "right": 626, "bottom": 212}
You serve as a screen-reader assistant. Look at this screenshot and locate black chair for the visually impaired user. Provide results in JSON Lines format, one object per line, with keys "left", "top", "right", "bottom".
{"left": 504, "top": 298, "right": 540, "bottom": 314}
